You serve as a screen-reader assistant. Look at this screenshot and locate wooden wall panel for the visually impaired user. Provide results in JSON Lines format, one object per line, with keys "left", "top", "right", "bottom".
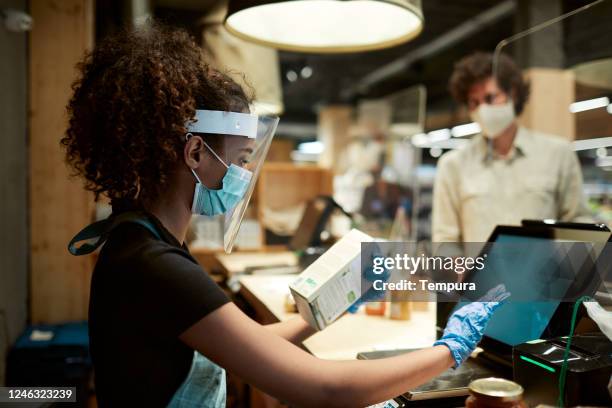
{"left": 519, "top": 68, "right": 576, "bottom": 140}
{"left": 317, "top": 106, "right": 352, "bottom": 173}
{"left": 29, "top": 0, "right": 94, "bottom": 323}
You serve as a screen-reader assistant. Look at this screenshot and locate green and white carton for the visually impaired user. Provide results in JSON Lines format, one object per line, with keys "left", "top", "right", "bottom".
{"left": 289, "top": 229, "right": 373, "bottom": 330}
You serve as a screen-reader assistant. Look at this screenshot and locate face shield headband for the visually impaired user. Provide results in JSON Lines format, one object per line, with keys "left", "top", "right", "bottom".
{"left": 186, "top": 109, "right": 258, "bottom": 139}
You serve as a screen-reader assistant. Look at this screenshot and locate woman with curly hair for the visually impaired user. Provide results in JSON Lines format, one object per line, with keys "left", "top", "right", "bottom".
{"left": 63, "top": 23, "right": 503, "bottom": 408}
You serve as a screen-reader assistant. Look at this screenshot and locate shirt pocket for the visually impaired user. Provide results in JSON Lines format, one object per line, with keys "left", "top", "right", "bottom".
{"left": 521, "top": 175, "right": 557, "bottom": 196}
{"left": 459, "top": 179, "right": 491, "bottom": 202}
{"left": 519, "top": 175, "right": 557, "bottom": 215}
{"left": 458, "top": 178, "right": 493, "bottom": 221}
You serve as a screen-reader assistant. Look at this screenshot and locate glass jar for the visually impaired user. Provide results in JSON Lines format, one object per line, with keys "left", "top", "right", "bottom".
{"left": 465, "top": 378, "right": 527, "bottom": 408}
{"left": 365, "top": 301, "right": 386, "bottom": 316}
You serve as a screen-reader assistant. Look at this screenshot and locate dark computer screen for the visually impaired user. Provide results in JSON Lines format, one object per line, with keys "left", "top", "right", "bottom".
{"left": 289, "top": 197, "right": 335, "bottom": 251}
{"left": 456, "top": 227, "right": 610, "bottom": 348}
{"left": 470, "top": 235, "right": 580, "bottom": 346}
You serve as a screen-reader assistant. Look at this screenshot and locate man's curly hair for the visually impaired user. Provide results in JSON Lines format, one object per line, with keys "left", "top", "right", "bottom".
{"left": 449, "top": 52, "right": 530, "bottom": 115}
{"left": 61, "top": 22, "right": 251, "bottom": 211}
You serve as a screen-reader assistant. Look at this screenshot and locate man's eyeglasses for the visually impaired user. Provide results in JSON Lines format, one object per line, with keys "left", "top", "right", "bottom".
{"left": 467, "top": 91, "right": 506, "bottom": 111}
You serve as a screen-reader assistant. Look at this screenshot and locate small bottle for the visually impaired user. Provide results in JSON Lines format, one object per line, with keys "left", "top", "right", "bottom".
{"left": 389, "top": 290, "right": 411, "bottom": 320}
{"left": 389, "top": 269, "right": 411, "bottom": 320}
{"left": 389, "top": 199, "right": 412, "bottom": 241}
{"left": 365, "top": 301, "right": 386, "bottom": 316}
{"left": 465, "top": 378, "right": 527, "bottom": 408}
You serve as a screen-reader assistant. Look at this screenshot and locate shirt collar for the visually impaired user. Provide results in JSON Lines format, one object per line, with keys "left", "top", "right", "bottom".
{"left": 478, "top": 126, "right": 529, "bottom": 163}
{"left": 144, "top": 211, "right": 188, "bottom": 250}
{"left": 513, "top": 127, "right": 530, "bottom": 156}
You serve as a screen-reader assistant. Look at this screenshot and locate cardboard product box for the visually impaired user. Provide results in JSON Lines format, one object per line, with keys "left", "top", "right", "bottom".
{"left": 289, "top": 229, "right": 373, "bottom": 330}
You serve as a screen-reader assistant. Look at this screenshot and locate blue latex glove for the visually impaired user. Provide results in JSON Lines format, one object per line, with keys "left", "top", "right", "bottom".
{"left": 434, "top": 284, "right": 509, "bottom": 367}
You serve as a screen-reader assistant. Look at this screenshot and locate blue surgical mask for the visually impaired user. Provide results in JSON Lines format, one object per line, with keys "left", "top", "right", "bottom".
{"left": 190, "top": 143, "right": 253, "bottom": 216}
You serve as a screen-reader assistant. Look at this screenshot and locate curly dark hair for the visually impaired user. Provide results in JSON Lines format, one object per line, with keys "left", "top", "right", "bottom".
{"left": 61, "top": 22, "right": 252, "bottom": 211}
{"left": 449, "top": 52, "right": 530, "bottom": 115}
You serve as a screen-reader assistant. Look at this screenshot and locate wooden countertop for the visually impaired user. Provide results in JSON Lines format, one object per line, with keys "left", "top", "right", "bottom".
{"left": 238, "top": 274, "right": 437, "bottom": 360}
{"left": 216, "top": 251, "right": 299, "bottom": 277}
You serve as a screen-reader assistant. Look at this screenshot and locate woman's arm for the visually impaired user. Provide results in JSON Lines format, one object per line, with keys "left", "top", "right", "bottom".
{"left": 180, "top": 303, "right": 453, "bottom": 408}
{"left": 264, "top": 317, "right": 317, "bottom": 345}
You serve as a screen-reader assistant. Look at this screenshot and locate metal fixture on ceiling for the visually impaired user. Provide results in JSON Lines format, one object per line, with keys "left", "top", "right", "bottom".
{"left": 224, "top": 0, "right": 424, "bottom": 53}
{"left": 342, "top": 0, "right": 516, "bottom": 99}
{"left": 124, "top": 0, "right": 152, "bottom": 26}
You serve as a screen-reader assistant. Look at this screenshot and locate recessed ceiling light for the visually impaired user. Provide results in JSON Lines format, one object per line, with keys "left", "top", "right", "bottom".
{"left": 286, "top": 70, "right": 298, "bottom": 82}
{"left": 301, "top": 66, "right": 313, "bottom": 79}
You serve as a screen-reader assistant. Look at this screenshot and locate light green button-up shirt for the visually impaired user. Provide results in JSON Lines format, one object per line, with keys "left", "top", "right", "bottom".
{"left": 432, "top": 127, "right": 592, "bottom": 243}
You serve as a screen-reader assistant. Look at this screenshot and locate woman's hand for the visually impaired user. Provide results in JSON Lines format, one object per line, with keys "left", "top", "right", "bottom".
{"left": 434, "top": 284, "right": 509, "bottom": 367}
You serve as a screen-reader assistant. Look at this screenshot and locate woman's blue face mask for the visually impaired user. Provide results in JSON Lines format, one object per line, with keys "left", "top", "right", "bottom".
{"left": 190, "top": 142, "right": 252, "bottom": 217}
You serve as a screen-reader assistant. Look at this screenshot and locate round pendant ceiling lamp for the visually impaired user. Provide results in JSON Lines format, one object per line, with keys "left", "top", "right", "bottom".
{"left": 225, "top": 0, "right": 424, "bottom": 53}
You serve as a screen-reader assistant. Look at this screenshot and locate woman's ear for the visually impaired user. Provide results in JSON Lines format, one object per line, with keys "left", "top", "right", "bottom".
{"left": 184, "top": 134, "right": 204, "bottom": 169}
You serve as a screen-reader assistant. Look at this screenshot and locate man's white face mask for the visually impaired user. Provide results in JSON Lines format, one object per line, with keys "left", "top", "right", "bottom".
{"left": 470, "top": 99, "right": 516, "bottom": 139}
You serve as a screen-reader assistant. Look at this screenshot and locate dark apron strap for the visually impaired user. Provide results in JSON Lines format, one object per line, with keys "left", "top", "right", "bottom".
{"left": 68, "top": 211, "right": 161, "bottom": 256}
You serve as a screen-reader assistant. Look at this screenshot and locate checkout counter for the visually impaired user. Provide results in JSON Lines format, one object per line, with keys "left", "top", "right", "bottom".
{"left": 210, "top": 217, "right": 612, "bottom": 407}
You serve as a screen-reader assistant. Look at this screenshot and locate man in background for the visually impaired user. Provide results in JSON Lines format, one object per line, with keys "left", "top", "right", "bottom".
{"left": 432, "top": 52, "right": 591, "bottom": 242}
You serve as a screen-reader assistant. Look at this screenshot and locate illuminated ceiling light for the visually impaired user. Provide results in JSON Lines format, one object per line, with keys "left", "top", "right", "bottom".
{"left": 573, "top": 136, "right": 612, "bottom": 151}
{"left": 298, "top": 141, "right": 324, "bottom": 154}
{"left": 596, "top": 147, "right": 608, "bottom": 158}
{"left": 607, "top": 104, "right": 612, "bottom": 114}
{"left": 301, "top": 66, "right": 313, "bottom": 79}
{"left": 286, "top": 70, "right": 298, "bottom": 82}
{"left": 569, "top": 96, "right": 610, "bottom": 113}
{"left": 427, "top": 128, "right": 451, "bottom": 142}
{"left": 451, "top": 122, "right": 481, "bottom": 137}
{"left": 225, "top": 0, "right": 424, "bottom": 54}
{"left": 411, "top": 133, "right": 428, "bottom": 146}
{"left": 429, "top": 147, "right": 442, "bottom": 158}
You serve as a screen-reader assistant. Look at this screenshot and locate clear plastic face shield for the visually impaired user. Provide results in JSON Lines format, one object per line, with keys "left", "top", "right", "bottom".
{"left": 186, "top": 109, "right": 279, "bottom": 253}
{"left": 474, "top": 0, "right": 609, "bottom": 145}
{"left": 491, "top": 0, "right": 612, "bottom": 298}
{"left": 492, "top": 0, "right": 611, "bottom": 132}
